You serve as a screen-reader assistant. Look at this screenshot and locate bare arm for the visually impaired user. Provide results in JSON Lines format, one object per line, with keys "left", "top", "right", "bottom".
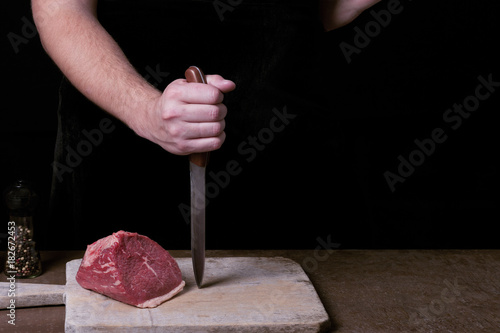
{"left": 319, "top": 0, "right": 381, "bottom": 31}
{"left": 32, "top": 0, "right": 158, "bottom": 131}
{"left": 32, "top": 0, "right": 235, "bottom": 154}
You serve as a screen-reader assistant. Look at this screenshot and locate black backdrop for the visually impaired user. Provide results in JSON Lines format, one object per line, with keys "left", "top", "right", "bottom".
{"left": 1, "top": 0, "right": 499, "bottom": 250}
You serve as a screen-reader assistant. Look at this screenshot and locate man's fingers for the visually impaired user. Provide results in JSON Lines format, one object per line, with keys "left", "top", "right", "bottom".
{"left": 156, "top": 74, "right": 234, "bottom": 155}
{"left": 181, "top": 121, "right": 226, "bottom": 140}
{"left": 193, "top": 131, "right": 226, "bottom": 152}
{"left": 181, "top": 104, "right": 227, "bottom": 122}
{"left": 167, "top": 132, "right": 226, "bottom": 155}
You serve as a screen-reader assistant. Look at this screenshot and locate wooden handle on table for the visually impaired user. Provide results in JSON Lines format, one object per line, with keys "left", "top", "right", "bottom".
{"left": 185, "top": 66, "right": 209, "bottom": 167}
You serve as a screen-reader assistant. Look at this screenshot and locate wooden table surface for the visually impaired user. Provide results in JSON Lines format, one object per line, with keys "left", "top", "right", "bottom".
{"left": 1, "top": 250, "right": 499, "bottom": 333}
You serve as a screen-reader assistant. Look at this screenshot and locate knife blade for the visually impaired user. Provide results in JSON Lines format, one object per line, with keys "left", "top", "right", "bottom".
{"left": 185, "top": 66, "right": 209, "bottom": 288}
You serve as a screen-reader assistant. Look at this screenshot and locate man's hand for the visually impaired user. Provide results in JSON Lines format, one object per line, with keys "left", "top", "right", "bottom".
{"left": 32, "top": 0, "right": 235, "bottom": 156}
{"left": 320, "top": 0, "right": 381, "bottom": 31}
{"left": 135, "top": 75, "right": 236, "bottom": 155}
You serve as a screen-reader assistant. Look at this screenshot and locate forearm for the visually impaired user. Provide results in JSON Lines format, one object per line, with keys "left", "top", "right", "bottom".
{"left": 32, "top": 0, "right": 160, "bottom": 133}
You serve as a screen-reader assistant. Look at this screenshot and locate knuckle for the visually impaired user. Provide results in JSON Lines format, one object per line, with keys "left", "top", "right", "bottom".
{"left": 219, "top": 104, "right": 228, "bottom": 116}
{"left": 160, "top": 107, "right": 169, "bottom": 120}
{"left": 212, "top": 123, "right": 222, "bottom": 136}
{"left": 210, "top": 104, "right": 227, "bottom": 120}
{"left": 212, "top": 133, "right": 226, "bottom": 150}
{"left": 217, "top": 120, "right": 226, "bottom": 133}
{"left": 165, "top": 84, "right": 183, "bottom": 100}
{"left": 209, "top": 105, "right": 221, "bottom": 120}
{"left": 210, "top": 140, "right": 221, "bottom": 151}
{"left": 207, "top": 87, "right": 223, "bottom": 104}
{"left": 168, "top": 124, "right": 183, "bottom": 138}
{"left": 162, "top": 106, "right": 179, "bottom": 121}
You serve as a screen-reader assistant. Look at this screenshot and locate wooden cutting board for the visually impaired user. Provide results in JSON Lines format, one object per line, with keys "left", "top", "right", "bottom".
{"left": 65, "top": 257, "right": 330, "bottom": 332}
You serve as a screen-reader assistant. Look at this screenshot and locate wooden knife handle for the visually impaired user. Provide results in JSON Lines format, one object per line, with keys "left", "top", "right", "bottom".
{"left": 185, "top": 66, "right": 209, "bottom": 167}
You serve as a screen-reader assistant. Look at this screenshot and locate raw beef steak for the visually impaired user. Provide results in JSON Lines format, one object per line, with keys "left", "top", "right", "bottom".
{"left": 76, "top": 230, "right": 185, "bottom": 308}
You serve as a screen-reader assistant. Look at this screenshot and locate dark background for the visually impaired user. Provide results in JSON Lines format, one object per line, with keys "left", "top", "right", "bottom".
{"left": 1, "top": 0, "right": 499, "bottom": 250}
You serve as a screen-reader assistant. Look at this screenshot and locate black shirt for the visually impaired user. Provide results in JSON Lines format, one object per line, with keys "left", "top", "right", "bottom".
{"left": 49, "top": 0, "right": 365, "bottom": 250}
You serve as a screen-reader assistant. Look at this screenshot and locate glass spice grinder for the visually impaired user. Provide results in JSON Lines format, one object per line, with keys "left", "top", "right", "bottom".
{"left": 4, "top": 179, "right": 42, "bottom": 278}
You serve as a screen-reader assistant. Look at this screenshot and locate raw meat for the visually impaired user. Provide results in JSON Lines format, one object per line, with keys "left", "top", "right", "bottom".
{"left": 76, "top": 230, "right": 185, "bottom": 308}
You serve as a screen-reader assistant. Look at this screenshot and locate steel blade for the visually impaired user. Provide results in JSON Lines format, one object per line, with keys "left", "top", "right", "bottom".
{"left": 190, "top": 161, "right": 206, "bottom": 288}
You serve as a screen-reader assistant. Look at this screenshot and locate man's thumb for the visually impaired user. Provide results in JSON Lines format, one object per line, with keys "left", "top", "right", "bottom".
{"left": 206, "top": 74, "right": 236, "bottom": 93}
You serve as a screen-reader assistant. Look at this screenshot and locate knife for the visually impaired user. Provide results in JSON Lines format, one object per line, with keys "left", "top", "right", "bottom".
{"left": 185, "top": 66, "right": 208, "bottom": 288}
